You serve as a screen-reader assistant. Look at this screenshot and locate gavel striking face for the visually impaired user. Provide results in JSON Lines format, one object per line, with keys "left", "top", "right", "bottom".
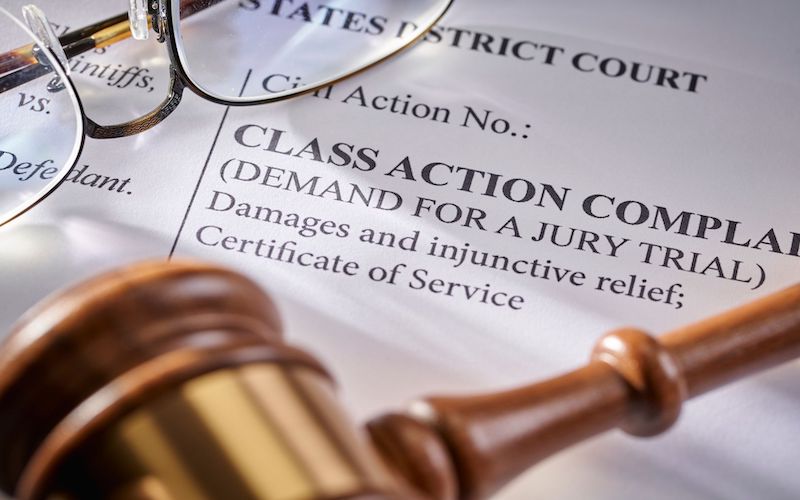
{"left": 0, "top": 261, "right": 798, "bottom": 500}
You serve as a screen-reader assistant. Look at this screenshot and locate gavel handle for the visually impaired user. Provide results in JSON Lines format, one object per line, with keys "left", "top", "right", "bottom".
{"left": 662, "top": 285, "right": 800, "bottom": 397}
{"left": 368, "top": 285, "right": 800, "bottom": 500}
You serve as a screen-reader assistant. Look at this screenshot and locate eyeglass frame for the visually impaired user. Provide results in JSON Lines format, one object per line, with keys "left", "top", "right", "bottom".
{"left": 0, "top": 0, "right": 452, "bottom": 228}
{"left": 2, "top": 0, "right": 454, "bottom": 140}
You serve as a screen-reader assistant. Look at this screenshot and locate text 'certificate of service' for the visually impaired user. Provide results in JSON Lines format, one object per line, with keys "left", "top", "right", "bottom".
{"left": 1, "top": 1, "right": 798, "bottom": 499}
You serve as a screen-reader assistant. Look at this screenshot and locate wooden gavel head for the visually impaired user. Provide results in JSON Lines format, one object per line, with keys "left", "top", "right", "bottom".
{"left": 0, "top": 261, "right": 799, "bottom": 500}
{"left": 0, "top": 261, "right": 420, "bottom": 500}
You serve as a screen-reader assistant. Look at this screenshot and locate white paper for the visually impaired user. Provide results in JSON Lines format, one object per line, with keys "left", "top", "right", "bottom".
{"left": 1, "top": 1, "right": 799, "bottom": 499}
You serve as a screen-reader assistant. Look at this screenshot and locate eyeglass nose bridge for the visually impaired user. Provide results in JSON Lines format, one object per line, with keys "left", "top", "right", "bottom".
{"left": 129, "top": 0, "right": 169, "bottom": 43}
{"left": 151, "top": 0, "right": 169, "bottom": 43}
{"left": 21, "top": 4, "right": 69, "bottom": 73}
{"left": 128, "top": 0, "right": 150, "bottom": 40}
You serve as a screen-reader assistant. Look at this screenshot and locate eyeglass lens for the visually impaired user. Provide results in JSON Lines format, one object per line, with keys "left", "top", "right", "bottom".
{"left": 174, "top": 0, "right": 451, "bottom": 101}
{"left": 0, "top": 9, "right": 82, "bottom": 226}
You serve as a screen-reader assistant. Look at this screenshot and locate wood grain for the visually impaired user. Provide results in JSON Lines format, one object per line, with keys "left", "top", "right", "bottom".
{"left": 370, "top": 285, "right": 800, "bottom": 499}
{"left": 0, "top": 261, "right": 797, "bottom": 499}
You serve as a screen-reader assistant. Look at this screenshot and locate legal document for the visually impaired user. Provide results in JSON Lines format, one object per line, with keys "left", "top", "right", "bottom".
{"left": 1, "top": 1, "right": 798, "bottom": 499}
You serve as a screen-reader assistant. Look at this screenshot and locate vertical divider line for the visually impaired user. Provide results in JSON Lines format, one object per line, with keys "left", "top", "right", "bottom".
{"left": 168, "top": 69, "right": 253, "bottom": 259}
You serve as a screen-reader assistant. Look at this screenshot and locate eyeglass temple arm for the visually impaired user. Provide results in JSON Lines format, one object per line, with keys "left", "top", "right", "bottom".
{"left": 0, "top": 0, "right": 222, "bottom": 94}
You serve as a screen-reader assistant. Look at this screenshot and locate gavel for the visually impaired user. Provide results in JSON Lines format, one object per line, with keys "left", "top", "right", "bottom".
{"left": 0, "top": 261, "right": 798, "bottom": 500}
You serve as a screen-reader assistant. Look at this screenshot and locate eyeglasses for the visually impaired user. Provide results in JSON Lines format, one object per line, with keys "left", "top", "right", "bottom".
{"left": 0, "top": 0, "right": 453, "bottom": 228}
